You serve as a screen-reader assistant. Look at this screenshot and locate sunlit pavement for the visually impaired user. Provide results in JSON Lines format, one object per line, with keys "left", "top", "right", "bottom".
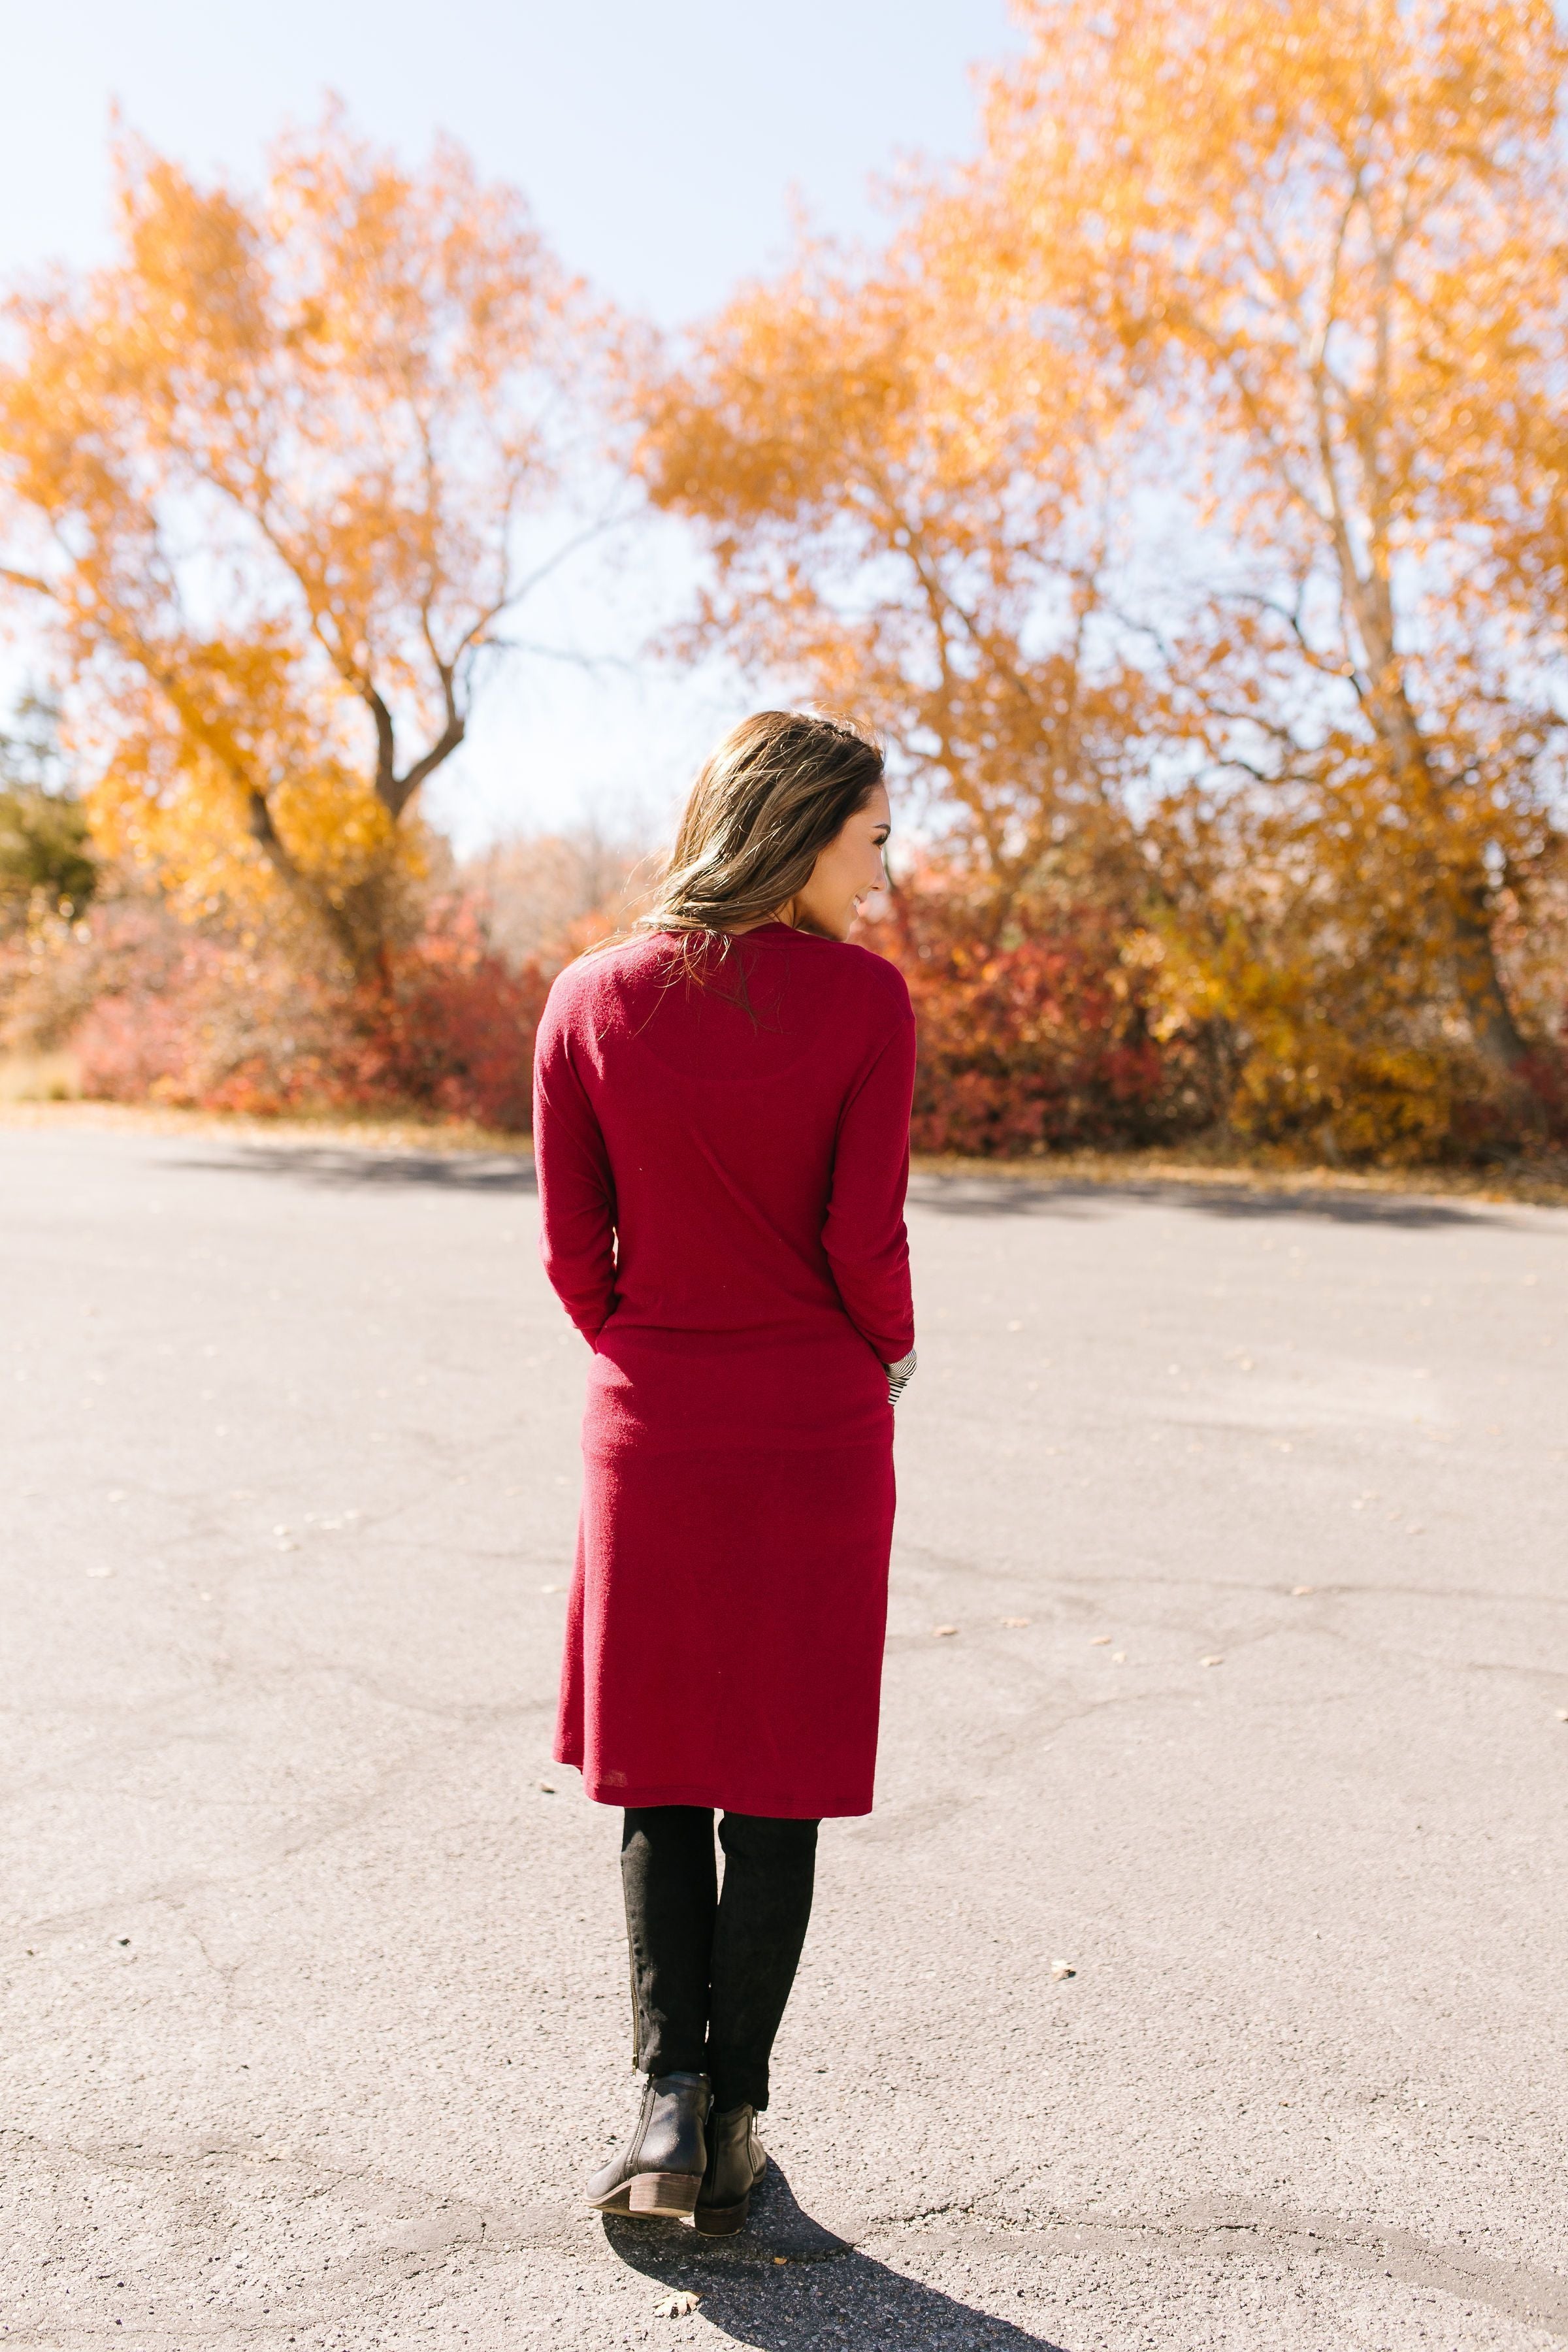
{"left": 4, "top": 1122, "right": 1567, "bottom": 2351}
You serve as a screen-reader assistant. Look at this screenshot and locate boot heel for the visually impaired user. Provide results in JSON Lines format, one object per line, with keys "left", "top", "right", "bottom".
{"left": 694, "top": 2195, "right": 750, "bottom": 2236}
{"left": 629, "top": 2171, "right": 701, "bottom": 2217}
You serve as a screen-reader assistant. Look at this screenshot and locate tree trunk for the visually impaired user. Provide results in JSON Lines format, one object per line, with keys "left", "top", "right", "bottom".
{"left": 1450, "top": 887, "right": 1528, "bottom": 1076}
{"left": 247, "top": 789, "right": 366, "bottom": 973}
{"left": 1356, "top": 667, "right": 1528, "bottom": 1078}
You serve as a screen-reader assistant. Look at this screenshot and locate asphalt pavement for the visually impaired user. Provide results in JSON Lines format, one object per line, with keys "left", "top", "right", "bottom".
{"left": 3, "top": 1123, "right": 1566, "bottom": 2351}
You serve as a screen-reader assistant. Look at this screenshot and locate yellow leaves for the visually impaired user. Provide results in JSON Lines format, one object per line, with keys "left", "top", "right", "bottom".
{"left": 1, "top": 107, "right": 591, "bottom": 971}
{"left": 634, "top": 232, "right": 1120, "bottom": 859}
{"left": 641, "top": 235, "right": 1093, "bottom": 553}
{"left": 0, "top": 32, "right": 1559, "bottom": 1154}
{"left": 634, "top": 1, "right": 1568, "bottom": 1156}
{"left": 116, "top": 146, "right": 266, "bottom": 372}
{"left": 86, "top": 708, "right": 420, "bottom": 947}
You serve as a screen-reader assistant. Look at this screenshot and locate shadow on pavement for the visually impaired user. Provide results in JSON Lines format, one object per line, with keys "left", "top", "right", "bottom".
{"left": 174, "top": 1145, "right": 1513, "bottom": 1229}
{"left": 172, "top": 1148, "right": 1515, "bottom": 1230}
{"left": 602, "top": 2163, "right": 1065, "bottom": 2349}
{"left": 907, "top": 1171, "right": 1496, "bottom": 1229}
{"left": 172, "top": 1145, "right": 537, "bottom": 1192}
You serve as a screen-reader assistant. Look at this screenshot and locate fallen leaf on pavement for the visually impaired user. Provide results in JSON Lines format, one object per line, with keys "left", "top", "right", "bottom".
{"left": 655, "top": 2291, "right": 702, "bottom": 2316}
{"left": 932, "top": 1624, "right": 958, "bottom": 1637}
{"left": 1291, "top": 1585, "right": 1314, "bottom": 1596}
{"left": 1001, "top": 1616, "right": 1031, "bottom": 1627}
{"left": 1200, "top": 1654, "right": 1224, "bottom": 1667}
{"left": 1111, "top": 1650, "right": 1127, "bottom": 1663}
{"left": 1090, "top": 1635, "right": 1113, "bottom": 1646}
{"left": 1051, "top": 1959, "right": 1076, "bottom": 1980}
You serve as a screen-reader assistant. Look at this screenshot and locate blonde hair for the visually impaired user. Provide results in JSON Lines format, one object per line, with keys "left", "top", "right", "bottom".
{"left": 640, "top": 710, "right": 884, "bottom": 936}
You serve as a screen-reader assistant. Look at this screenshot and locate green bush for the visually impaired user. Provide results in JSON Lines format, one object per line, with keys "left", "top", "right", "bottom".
{"left": 0, "top": 785, "right": 97, "bottom": 918}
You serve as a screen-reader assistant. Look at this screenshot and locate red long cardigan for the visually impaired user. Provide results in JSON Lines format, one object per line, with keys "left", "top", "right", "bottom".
{"left": 533, "top": 923, "right": 916, "bottom": 1818}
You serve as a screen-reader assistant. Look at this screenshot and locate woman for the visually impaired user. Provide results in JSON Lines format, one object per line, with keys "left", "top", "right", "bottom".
{"left": 532, "top": 710, "right": 916, "bottom": 2235}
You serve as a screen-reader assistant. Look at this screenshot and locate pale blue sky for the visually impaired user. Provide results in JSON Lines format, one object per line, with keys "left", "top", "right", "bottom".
{"left": 1, "top": 2, "right": 1021, "bottom": 847}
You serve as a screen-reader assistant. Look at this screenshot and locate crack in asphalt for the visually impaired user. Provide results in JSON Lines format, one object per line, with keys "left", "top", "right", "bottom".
{"left": 5, "top": 1747, "right": 465, "bottom": 1943}
{"left": 6, "top": 2132, "right": 1564, "bottom": 2346}
{"left": 866, "top": 2202, "right": 1568, "bottom": 2339}
{"left": 8, "top": 1130, "right": 1567, "bottom": 2352}
{"left": 0, "top": 1662, "right": 553, "bottom": 1813}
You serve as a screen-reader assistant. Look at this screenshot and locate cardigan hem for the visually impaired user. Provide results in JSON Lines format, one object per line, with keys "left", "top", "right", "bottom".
{"left": 551, "top": 1755, "right": 872, "bottom": 1821}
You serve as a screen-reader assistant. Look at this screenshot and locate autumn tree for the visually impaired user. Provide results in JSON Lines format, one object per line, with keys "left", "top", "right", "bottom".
{"left": 642, "top": 0, "right": 1568, "bottom": 1156}
{"left": 0, "top": 112, "right": 597, "bottom": 972}
{"left": 637, "top": 250, "right": 1154, "bottom": 934}
{"left": 638, "top": 255, "right": 1210, "bottom": 1151}
{"left": 966, "top": 0, "right": 1568, "bottom": 1101}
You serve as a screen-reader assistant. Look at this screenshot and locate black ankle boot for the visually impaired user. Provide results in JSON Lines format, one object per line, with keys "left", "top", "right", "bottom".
{"left": 694, "top": 2102, "right": 766, "bottom": 2235}
{"left": 586, "top": 2071, "right": 711, "bottom": 2217}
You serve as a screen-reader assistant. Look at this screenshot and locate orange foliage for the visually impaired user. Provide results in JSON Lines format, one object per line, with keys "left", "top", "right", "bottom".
{"left": 970, "top": 0, "right": 1567, "bottom": 1083}
{"left": 639, "top": 0, "right": 1568, "bottom": 1161}
{"left": 8, "top": 30, "right": 1568, "bottom": 1163}
{"left": 0, "top": 110, "right": 593, "bottom": 972}
{"left": 638, "top": 250, "right": 1145, "bottom": 917}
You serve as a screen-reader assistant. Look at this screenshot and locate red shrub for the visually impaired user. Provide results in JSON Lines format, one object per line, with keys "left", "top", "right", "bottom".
{"left": 862, "top": 881, "right": 1192, "bottom": 1156}
{"left": 74, "top": 895, "right": 548, "bottom": 1134}
{"left": 333, "top": 902, "right": 548, "bottom": 1132}
{"left": 73, "top": 986, "right": 202, "bottom": 1100}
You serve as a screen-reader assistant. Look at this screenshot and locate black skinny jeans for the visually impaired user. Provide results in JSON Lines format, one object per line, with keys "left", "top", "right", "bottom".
{"left": 621, "top": 1806, "right": 819, "bottom": 2113}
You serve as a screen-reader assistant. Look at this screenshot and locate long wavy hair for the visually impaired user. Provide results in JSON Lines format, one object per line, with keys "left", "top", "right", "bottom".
{"left": 638, "top": 710, "right": 885, "bottom": 939}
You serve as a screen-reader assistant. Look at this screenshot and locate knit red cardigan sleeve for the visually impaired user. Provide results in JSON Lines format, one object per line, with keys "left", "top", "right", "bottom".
{"left": 821, "top": 1008, "right": 917, "bottom": 1365}
{"left": 533, "top": 1001, "right": 617, "bottom": 1343}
